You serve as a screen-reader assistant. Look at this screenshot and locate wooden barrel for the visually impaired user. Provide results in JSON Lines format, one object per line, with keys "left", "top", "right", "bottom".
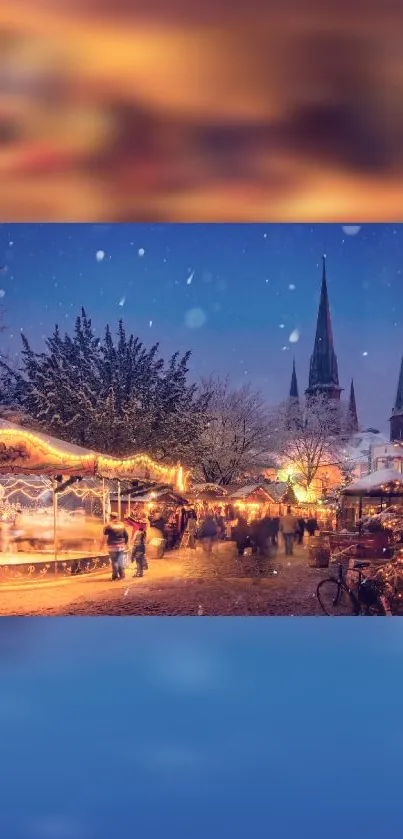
{"left": 308, "top": 534, "right": 330, "bottom": 568}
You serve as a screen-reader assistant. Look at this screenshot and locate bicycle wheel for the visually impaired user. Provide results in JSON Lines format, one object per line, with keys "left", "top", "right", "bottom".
{"left": 317, "top": 578, "right": 357, "bottom": 616}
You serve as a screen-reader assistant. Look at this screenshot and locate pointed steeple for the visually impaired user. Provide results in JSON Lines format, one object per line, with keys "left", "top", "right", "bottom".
{"left": 306, "top": 256, "right": 342, "bottom": 400}
{"left": 286, "top": 359, "right": 301, "bottom": 430}
{"left": 348, "top": 379, "right": 359, "bottom": 434}
{"left": 390, "top": 355, "right": 403, "bottom": 442}
{"left": 289, "top": 358, "right": 299, "bottom": 399}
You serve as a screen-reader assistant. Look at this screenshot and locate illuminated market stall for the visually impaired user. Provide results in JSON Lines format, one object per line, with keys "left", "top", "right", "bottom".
{"left": 0, "top": 419, "right": 186, "bottom": 579}
{"left": 109, "top": 482, "right": 189, "bottom": 551}
{"left": 229, "top": 484, "right": 274, "bottom": 522}
{"left": 339, "top": 468, "right": 403, "bottom": 530}
{"left": 326, "top": 468, "right": 403, "bottom": 561}
{"left": 188, "top": 483, "right": 230, "bottom": 518}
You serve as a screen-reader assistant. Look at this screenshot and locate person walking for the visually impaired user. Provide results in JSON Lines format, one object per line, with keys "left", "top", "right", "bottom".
{"left": 132, "top": 529, "right": 147, "bottom": 577}
{"left": 297, "top": 517, "right": 306, "bottom": 545}
{"left": 186, "top": 513, "right": 198, "bottom": 549}
{"left": 101, "top": 513, "right": 129, "bottom": 581}
{"left": 198, "top": 514, "right": 218, "bottom": 554}
{"left": 271, "top": 516, "right": 280, "bottom": 546}
{"left": 232, "top": 515, "right": 250, "bottom": 557}
{"left": 279, "top": 506, "right": 298, "bottom": 557}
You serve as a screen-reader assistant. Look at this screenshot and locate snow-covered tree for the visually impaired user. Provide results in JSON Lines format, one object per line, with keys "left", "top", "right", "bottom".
{"left": 195, "top": 377, "right": 274, "bottom": 485}
{"left": 1, "top": 309, "right": 211, "bottom": 464}
{"left": 271, "top": 393, "right": 353, "bottom": 491}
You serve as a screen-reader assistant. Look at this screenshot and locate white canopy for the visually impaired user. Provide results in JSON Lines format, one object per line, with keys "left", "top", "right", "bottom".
{"left": 342, "top": 468, "right": 403, "bottom": 495}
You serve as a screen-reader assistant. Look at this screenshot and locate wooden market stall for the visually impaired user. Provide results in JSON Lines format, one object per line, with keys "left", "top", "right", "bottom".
{"left": 109, "top": 483, "right": 189, "bottom": 551}
{"left": 0, "top": 419, "right": 186, "bottom": 578}
{"left": 188, "top": 483, "right": 230, "bottom": 517}
{"left": 229, "top": 483, "right": 274, "bottom": 522}
{"left": 330, "top": 468, "right": 403, "bottom": 561}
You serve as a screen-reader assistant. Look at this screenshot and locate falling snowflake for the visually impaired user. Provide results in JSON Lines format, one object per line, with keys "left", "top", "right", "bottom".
{"left": 342, "top": 225, "right": 362, "bottom": 236}
{"left": 119, "top": 296, "right": 126, "bottom": 306}
{"left": 138, "top": 247, "right": 145, "bottom": 257}
{"left": 362, "top": 351, "right": 368, "bottom": 356}
{"left": 197, "top": 605, "right": 204, "bottom": 616}
{"left": 0, "top": 290, "right": 5, "bottom": 298}
{"left": 186, "top": 270, "right": 194, "bottom": 285}
{"left": 95, "top": 250, "right": 105, "bottom": 261}
{"left": 289, "top": 329, "right": 300, "bottom": 343}
{"left": 289, "top": 283, "right": 296, "bottom": 291}
{"left": 281, "top": 346, "right": 289, "bottom": 351}
{"left": 149, "top": 320, "right": 153, "bottom": 327}
{"left": 185, "top": 308, "right": 206, "bottom": 329}
{"left": 279, "top": 323, "right": 285, "bottom": 329}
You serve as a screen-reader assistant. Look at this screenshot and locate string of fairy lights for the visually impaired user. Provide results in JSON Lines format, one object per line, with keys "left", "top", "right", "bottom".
{"left": 0, "top": 426, "right": 185, "bottom": 488}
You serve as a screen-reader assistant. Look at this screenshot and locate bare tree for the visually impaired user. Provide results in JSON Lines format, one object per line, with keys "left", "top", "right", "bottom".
{"left": 195, "top": 376, "right": 275, "bottom": 485}
{"left": 272, "top": 393, "right": 353, "bottom": 491}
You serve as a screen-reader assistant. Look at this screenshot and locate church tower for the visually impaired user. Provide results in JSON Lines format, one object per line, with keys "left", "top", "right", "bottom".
{"left": 348, "top": 378, "right": 359, "bottom": 434}
{"left": 286, "top": 358, "right": 301, "bottom": 429}
{"left": 390, "top": 355, "right": 403, "bottom": 442}
{"left": 305, "top": 256, "right": 342, "bottom": 401}
{"left": 289, "top": 358, "right": 299, "bottom": 400}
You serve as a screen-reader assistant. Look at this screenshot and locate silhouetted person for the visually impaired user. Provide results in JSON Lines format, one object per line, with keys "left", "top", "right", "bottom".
{"left": 306, "top": 517, "right": 319, "bottom": 537}
{"left": 279, "top": 506, "right": 298, "bottom": 557}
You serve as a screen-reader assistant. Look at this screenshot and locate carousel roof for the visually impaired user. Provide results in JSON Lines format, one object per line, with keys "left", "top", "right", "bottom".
{"left": 342, "top": 468, "right": 403, "bottom": 495}
{"left": 0, "top": 419, "right": 183, "bottom": 486}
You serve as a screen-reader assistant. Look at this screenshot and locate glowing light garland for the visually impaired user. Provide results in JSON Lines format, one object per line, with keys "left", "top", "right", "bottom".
{"left": 0, "top": 427, "right": 186, "bottom": 489}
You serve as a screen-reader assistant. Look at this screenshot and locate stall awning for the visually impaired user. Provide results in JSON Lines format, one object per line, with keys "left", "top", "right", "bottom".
{"left": 0, "top": 420, "right": 185, "bottom": 488}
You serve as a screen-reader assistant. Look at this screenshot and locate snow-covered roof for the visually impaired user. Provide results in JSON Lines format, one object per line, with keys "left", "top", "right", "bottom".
{"left": 264, "top": 481, "right": 289, "bottom": 502}
{"left": 230, "top": 483, "right": 271, "bottom": 499}
{"left": 343, "top": 429, "right": 389, "bottom": 463}
{"left": 342, "top": 468, "right": 403, "bottom": 494}
{"left": 191, "top": 483, "right": 228, "bottom": 497}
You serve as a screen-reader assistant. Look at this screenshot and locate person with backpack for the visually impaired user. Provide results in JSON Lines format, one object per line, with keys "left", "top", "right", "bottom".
{"left": 132, "top": 529, "right": 147, "bottom": 577}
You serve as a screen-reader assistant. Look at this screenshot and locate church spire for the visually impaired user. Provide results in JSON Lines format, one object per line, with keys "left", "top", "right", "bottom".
{"left": 390, "top": 355, "right": 403, "bottom": 442}
{"left": 348, "top": 378, "right": 359, "bottom": 434}
{"left": 289, "top": 358, "right": 299, "bottom": 399}
{"left": 305, "top": 255, "right": 342, "bottom": 400}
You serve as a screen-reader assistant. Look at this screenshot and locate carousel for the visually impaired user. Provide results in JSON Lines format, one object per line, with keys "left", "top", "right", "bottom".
{"left": 0, "top": 419, "right": 186, "bottom": 581}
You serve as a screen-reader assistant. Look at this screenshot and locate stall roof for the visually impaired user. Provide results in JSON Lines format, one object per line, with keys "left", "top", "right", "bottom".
{"left": 0, "top": 419, "right": 183, "bottom": 486}
{"left": 342, "top": 468, "right": 403, "bottom": 495}
{"left": 230, "top": 483, "right": 272, "bottom": 500}
{"left": 190, "top": 483, "right": 228, "bottom": 499}
{"left": 122, "top": 488, "right": 188, "bottom": 506}
{"left": 264, "top": 481, "right": 296, "bottom": 503}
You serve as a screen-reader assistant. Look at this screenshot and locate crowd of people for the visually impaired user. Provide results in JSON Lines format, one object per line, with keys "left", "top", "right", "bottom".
{"left": 100, "top": 505, "right": 320, "bottom": 581}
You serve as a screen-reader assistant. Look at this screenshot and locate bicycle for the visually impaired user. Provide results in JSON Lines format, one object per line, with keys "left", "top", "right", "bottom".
{"left": 317, "top": 547, "right": 392, "bottom": 616}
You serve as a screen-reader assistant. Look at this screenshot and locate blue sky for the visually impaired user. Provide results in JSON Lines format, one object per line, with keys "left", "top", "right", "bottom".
{"left": 0, "top": 618, "right": 402, "bottom": 838}
{"left": 0, "top": 222, "right": 402, "bottom": 430}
